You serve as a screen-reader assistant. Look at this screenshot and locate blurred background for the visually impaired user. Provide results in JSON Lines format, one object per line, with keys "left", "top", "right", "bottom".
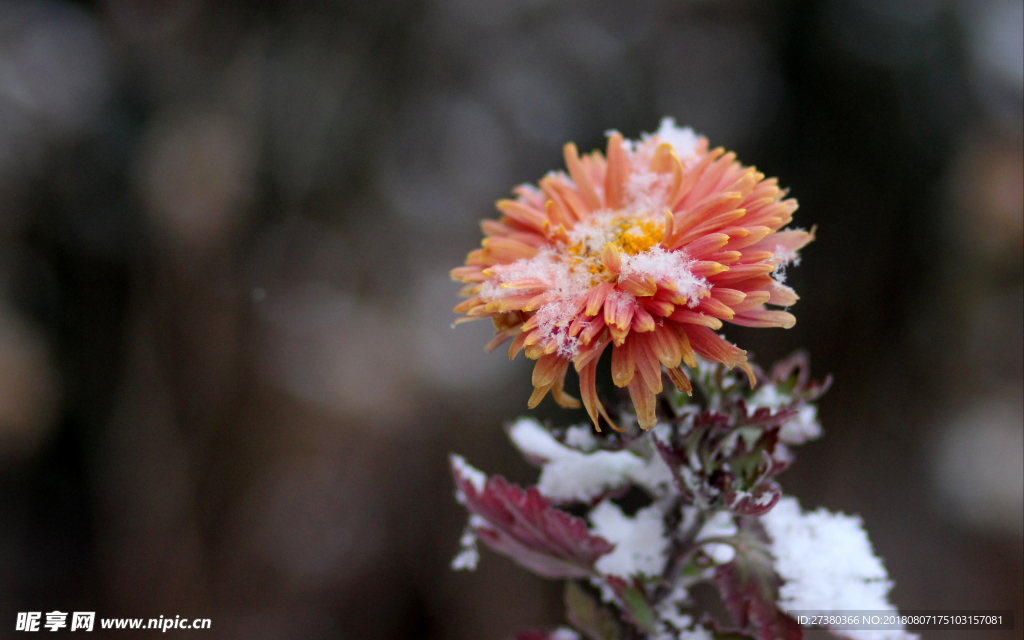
{"left": 0, "top": 0, "right": 1020, "bottom": 638}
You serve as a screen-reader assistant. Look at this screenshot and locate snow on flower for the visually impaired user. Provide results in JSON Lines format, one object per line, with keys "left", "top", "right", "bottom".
{"left": 761, "top": 497, "right": 918, "bottom": 640}
{"left": 508, "top": 417, "right": 673, "bottom": 502}
{"left": 453, "top": 118, "right": 813, "bottom": 430}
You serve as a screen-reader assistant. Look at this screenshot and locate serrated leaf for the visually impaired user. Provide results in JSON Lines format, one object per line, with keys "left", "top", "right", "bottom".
{"left": 564, "top": 581, "right": 619, "bottom": 640}
{"left": 451, "top": 455, "right": 615, "bottom": 579}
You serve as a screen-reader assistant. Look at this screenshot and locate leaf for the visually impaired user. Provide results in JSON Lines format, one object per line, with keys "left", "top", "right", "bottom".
{"left": 713, "top": 518, "right": 803, "bottom": 640}
{"left": 564, "top": 581, "right": 620, "bottom": 640}
{"left": 726, "top": 481, "right": 782, "bottom": 517}
{"left": 451, "top": 455, "right": 615, "bottom": 579}
{"left": 606, "top": 576, "right": 657, "bottom": 633}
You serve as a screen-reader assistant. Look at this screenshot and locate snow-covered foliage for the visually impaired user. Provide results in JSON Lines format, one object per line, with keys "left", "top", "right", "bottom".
{"left": 508, "top": 417, "right": 673, "bottom": 502}
{"left": 590, "top": 502, "right": 668, "bottom": 577}
{"left": 763, "top": 497, "right": 918, "bottom": 640}
{"left": 450, "top": 353, "right": 914, "bottom": 640}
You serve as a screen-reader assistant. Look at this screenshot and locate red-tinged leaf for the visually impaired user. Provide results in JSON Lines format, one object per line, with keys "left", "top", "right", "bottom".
{"left": 564, "top": 581, "right": 620, "bottom": 640}
{"left": 725, "top": 480, "right": 781, "bottom": 516}
{"left": 768, "top": 350, "right": 832, "bottom": 401}
{"left": 652, "top": 435, "right": 694, "bottom": 501}
{"left": 451, "top": 455, "right": 615, "bottom": 579}
{"left": 713, "top": 518, "right": 803, "bottom": 640}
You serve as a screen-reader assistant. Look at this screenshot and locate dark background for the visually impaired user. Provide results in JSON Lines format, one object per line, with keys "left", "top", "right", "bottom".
{"left": 0, "top": 0, "right": 1020, "bottom": 638}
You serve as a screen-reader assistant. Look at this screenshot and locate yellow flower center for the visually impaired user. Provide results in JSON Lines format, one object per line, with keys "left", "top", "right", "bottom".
{"left": 616, "top": 218, "right": 664, "bottom": 255}
{"left": 564, "top": 213, "right": 665, "bottom": 283}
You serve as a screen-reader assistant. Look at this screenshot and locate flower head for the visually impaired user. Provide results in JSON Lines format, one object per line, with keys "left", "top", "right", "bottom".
{"left": 452, "top": 119, "right": 813, "bottom": 430}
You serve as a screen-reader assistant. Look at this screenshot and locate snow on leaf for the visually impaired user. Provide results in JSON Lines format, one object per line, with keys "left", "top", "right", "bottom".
{"left": 507, "top": 417, "right": 673, "bottom": 503}
{"left": 760, "top": 497, "right": 918, "bottom": 640}
{"left": 726, "top": 481, "right": 782, "bottom": 517}
{"left": 590, "top": 502, "right": 669, "bottom": 577}
{"left": 450, "top": 454, "right": 615, "bottom": 579}
{"left": 713, "top": 518, "right": 803, "bottom": 640}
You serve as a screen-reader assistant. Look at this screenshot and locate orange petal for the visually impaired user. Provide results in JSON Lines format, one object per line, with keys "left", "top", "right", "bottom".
{"left": 610, "top": 336, "right": 635, "bottom": 388}
{"left": 730, "top": 309, "right": 796, "bottom": 329}
{"left": 500, "top": 277, "right": 550, "bottom": 291}
{"left": 576, "top": 340, "right": 609, "bottom": 431}
{"left": 532, "top": 353, "right": 564, "bottom": 388}
{"left": 618, "top": 273, "right": 657, "bottom": 297}
{"left": 604, "top": 132, "right": 629, "bottom": 209}
{"left": 647, "top": 325, "right": 683, "bottom": 368}
{"left": 669, "top": 322, "right": 697, "bottom": 368}
{"left": 664, "top": 151, "right": 688, "bottom": 209}
{"left": 640, "top": 297, "right": 674, "bottom": 317}
{"left": 484, "top": 294, "right": 535, "bottom": 312}
{"left": 690, "top": 261, "right": 729, "bottom": 277}
{"left": 563, "top": 142, "right": 603, "bottom": 211}
{"left": 584, "top": 282, "right": 615, "bottom": 316}
{"left": 680, "top": 233, "right": 730, "bottom": 259}
{"left": 685, "top": 325, "right": 747, "bottom": 369}
{"left": 508, "top": 331, "right": 528, "bottom": 359}
{"left": 551, "top": 362, "right": 581, "bottom": 409}
{"left": 602, "top": 243, "right": 622, "bottom": 273}
{"left": 451, "top": 266, "right": 486, "bottom": 282}
{"left": 542, "top": 175, "right": 588, "bottom": 223}
{"left": 709, "top": 263, "right": 775, "bottom": 283}
{"left": 633, "top": 334, "right": 664, "bottom": 394}
{"left": 696, "top": 297, "right": 736, "bottom": 320}
{"left": 545, "top": 199, "right": 571, "bottom": 230}
{"left": 528, "top": 382, "right": 554, "bottom": 409}
{"left": 705, "top": 250, "right": 742, "bottom": 265}
{"left": 481, "top": 237, "right": 539, "bottom": 263}
{"left": 485, "top": 333, "right": 512, "bottom": 351}
{"left": 496, "top": 199, "right": 547, "bottom": 232}
{"left": 627, "top": 376, "right": 658, "bottom": 430}
{"left": 650, "top": 142, "right": 675, "bottom": 173}
{"left": 679, "top": 151, "right": 736, "bottom": 209}
{"left": 710, "top": 288, "right": 746, "bottom": 306}
{"left": 454, "top": 297, "right": 481, "bottom": 313}
{"left": 630, "top": 304, "right": 657, "bottom": 332}
{"left": 666, "top": 366, "right": 693, "bottom": 394}
{"left": 670, "top": 191, "right": 743, "bottom": 245}
{"left": 670, "top": 146, "right": 724, "bottom": 211}
{"left": 672, "top": 207, "right": 747, "bottom": 248}
{"left": 724, "top": 226, "right": 772, "bottom": 251}
{"left": 579, "top": 314, "right": 607, "bottom": 345}
{"left": 729, "top": 290, "right": 771, "bottom": 312}
{"left": 735, "top": 251, "right": 775, "bottom": 264}
{"left": 767, "top": 281, "right": 799, "bottom": 306}
{"left": 668, "top": 308, "right": 723, "bottom": 330}
{"left": 574, "top": 333, "right": 611, "bottom": 369}
{"left": 604, "top": 291, "right": 635, "bottom": 331}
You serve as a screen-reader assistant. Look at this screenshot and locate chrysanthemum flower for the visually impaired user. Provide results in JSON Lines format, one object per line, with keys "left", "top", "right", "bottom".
{"left": 452, "top": 119, "right": 813, "bottom": 431}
